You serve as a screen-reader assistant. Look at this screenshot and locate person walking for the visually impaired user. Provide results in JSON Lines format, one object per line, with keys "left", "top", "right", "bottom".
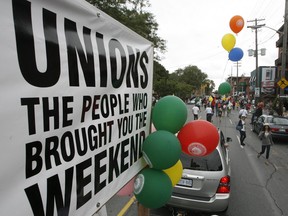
{"left": 205, "top": 104, "right": 213, "bottom": 122}
{"left": 250, "top": 102, "right": 263, "bottom": 124}
{"left": 217, "top": 106, "right": 223, "bottom": 123}
{"left": 227, "top": 101, "right": 232, "bottom": 117}
{"left": 237, "top": 115, "right": 247, "bottom": 147}
{"left": 192, "top": 104, "right": 200, "bottom": 120}
{"left": 257, "top": 123, "right": 274, "bottom": 161}
{"left": 211, "top": 97, "right": 216, "bottom": 114}
{"left": 222, "top": 104, "right": 227, "bottom": 117}
{"left": 238, "top": 106, "right": 248, "bottom": 119}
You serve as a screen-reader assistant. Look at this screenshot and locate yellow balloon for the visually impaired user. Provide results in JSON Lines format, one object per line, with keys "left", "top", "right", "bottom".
{"left": 163, "top": 160, "right": 183, "bottom": 186}
{"left": 221, "top": 33, "right": 236, "bottom": 52}
{"left": 209, "top": 96, "right": 213, "bottom": 102}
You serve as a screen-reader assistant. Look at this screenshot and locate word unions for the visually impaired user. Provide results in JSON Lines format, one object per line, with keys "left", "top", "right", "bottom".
{"left": 12, "top": 0, "right": 150, "bottom": 89}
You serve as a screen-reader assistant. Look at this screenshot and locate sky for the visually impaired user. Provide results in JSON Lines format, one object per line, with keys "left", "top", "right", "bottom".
{"left": 147, "top": 0, "right": 285, "bottom": 89}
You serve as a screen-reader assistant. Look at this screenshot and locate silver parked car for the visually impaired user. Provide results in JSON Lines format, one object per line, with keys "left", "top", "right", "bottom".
{"left": 167, "top": 130, "right": 232, "bottom": 213}
{"left": 253, "top": 114, "right": 288, "bottom": 141}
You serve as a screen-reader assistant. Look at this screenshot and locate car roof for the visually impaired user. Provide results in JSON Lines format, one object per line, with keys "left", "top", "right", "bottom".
{"left": 259, "top": 114, "right": 288, "bottom": 124}
{"left": 261, "top": 114, "right": 286, "bottom": 117}
{"left": 260, "top": 114, "right": 273, "bottom": 117}
{"left": 260, "top": 114, "right": 288, "bottom": 119}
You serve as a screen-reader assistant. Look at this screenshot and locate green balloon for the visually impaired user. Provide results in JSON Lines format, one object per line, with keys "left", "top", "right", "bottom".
{"left": 142, "top": 130, "right": 181, "bottom": 170}
{"left": 218, "top": 82, "right": 231, "bottom": 95}
{"left": 134, "top": 168, "right": 172, "bottom": 209}
{"left": 152, "top": 96, "right": 187, "bottom": 134}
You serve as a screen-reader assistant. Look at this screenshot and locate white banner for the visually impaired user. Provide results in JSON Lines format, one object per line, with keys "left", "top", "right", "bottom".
{"left": 0, "top": 0, "right": 153, "bottom": 215}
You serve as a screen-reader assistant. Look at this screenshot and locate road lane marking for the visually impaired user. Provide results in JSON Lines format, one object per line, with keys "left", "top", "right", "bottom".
{"left": 236, "top": 135, "right": 243, "bottom": 148}
{"left": 117, "top": 196, "right": 136, "bottom": 216}
{"left": 236, "top": 135, "right": 240, "bottom": 143}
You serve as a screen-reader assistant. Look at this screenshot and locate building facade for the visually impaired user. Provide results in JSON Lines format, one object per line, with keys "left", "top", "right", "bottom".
{"left": 275, "top": 24, "right": 288, "bottom": 95}
{"left": 226, "top": 75, "right": 251, "bottom": 99}
{"left": 249, "top": 66, "right": 277, "bottom": 100}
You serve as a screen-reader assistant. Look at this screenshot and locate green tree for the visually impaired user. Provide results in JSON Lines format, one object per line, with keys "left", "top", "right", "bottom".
{"left": 168, "top": 65, "right": 208, "bottom": 95}
{"left": 153, "top": 61, "right": 169, "bottom": 84}
{"left": 180, "top": 65, "right": 207, "bottom": 91}
{"left": 152, "top": 61, "right": 169, "bottom": 97}
{"left": 174, "top": 82, "right": 193, "bottom": 101}
{"left": 153, "top": 65, "right": 213, "bottom": 100}
{"left": 169, "top": 69, "right": 184, "bottom": 83}
{"left": 203, "top": 79, "right": 215, "bottom": 95}
{"left": 154, "top": 79, "right": 176, "bottom": 97}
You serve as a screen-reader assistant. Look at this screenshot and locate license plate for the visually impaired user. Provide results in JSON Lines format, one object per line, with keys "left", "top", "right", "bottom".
{"left": 177, "top": 178, "right": 193, "bottom": 187}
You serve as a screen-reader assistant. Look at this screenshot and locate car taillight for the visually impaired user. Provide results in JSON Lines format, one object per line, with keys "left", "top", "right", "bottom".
{"left": 271, "top": 128, "right": 279, "bottom": 132}
{"left": 217, "top": 176, "right": 230, "bottom": 193}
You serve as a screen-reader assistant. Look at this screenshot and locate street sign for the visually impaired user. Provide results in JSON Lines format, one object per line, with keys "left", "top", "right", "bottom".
{"left": 255, "top": 87, "right": 260, "bottom": 97}
{"left": 277, "top": 77, "right": 288, "bottom": 89}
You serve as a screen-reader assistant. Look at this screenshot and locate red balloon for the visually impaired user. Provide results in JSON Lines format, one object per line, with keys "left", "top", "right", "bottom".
{"left": 229, "top": 15, "right": 244, "bottom": 34}
{"left": 177, "top": 120, "right": 219, "bottom": 156}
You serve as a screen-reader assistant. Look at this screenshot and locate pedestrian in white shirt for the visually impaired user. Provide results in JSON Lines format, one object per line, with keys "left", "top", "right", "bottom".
{"left": 237, "top": 115, "right": 247, "bottom": 147}
{"left": 205, "top": 105, "right": 213, "bottom": 122}
{"left": 192, "top": 105, "right": 200, "bottom": 120}
{"left": 238, "top": 106, "right": 248, "bottom": 119}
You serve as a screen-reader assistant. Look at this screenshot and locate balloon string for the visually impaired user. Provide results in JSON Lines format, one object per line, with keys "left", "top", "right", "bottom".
{"left": 221, "top": 59, "right": 229, "bottom": 83}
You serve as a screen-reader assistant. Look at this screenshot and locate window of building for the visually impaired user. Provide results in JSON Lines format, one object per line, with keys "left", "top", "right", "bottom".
{"left": 265, "top": 69, "right": 272, "bottom": 80}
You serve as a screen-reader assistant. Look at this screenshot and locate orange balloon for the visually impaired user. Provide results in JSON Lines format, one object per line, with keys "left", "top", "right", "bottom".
{"left": 229, "top": 15, "right": 244, "bottom": 34}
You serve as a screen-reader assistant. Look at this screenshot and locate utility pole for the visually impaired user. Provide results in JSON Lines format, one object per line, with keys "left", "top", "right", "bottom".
{"left": 230, "top": 66, "right": 233, "bottom": 95}
{"left": 236, "top": 61, "right": 239, "bottom": 95}
{"left": 233, "top": 62, "right": 241, "bottom": 96}
{"left": 247, "top": 18, "right": 265, "bottom": 101}
{"left": 281, "top": 0, "right": 288, "bottom": 96}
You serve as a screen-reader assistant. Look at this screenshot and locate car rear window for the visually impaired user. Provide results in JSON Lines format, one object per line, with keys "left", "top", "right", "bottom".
{"left": 272, "top": 117, "right": 288, "bottom": 125}
{"left": 266, "top": 116, "right": 273, "bottom": 123}
{"left": 180, "top": 150, "right": 223, "bottom": 171}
